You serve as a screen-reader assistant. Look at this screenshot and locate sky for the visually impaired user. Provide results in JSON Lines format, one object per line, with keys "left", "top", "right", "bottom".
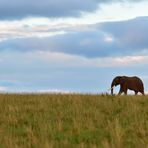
{"left": 0, "top": 0, "right": 148, "bottom": 94}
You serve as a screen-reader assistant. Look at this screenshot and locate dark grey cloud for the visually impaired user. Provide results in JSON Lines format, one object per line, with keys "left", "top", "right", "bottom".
{"left": 0, "top": 0, "right": 98, "bottom": 19}
{"left": 0, "top": 16, "right": 148, "bottom": 58}
{"left": 0, "top": 31, "right": 121, "bottom": 57}
{"left": 99, "top": 16, "right": 148, "bottom": 50}
{"left": 0, "top": 0, "right": 146, "bottom": 19}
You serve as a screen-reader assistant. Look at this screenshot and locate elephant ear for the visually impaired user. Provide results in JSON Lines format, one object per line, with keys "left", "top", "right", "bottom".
{"left": 120, "top": 76, "right": 126, "bottom": 84}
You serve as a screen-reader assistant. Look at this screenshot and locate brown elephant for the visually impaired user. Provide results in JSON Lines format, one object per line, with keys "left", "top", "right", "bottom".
{"left": 110, "top": 76, "right": 145, "bottom": 95}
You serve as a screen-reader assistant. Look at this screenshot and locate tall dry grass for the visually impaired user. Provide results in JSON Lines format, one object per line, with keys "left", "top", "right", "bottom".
{"left": 0, "top": 94, "right": 147, "bottom": 148}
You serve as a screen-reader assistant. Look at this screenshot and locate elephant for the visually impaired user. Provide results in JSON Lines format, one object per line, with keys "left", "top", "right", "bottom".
{"left": 110, "top": 76, "right": 145, "bottom": 95}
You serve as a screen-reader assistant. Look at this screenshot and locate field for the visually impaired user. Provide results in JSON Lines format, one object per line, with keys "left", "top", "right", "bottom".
{"left": 0, "top": 94, "right": 148, "bottom": 148}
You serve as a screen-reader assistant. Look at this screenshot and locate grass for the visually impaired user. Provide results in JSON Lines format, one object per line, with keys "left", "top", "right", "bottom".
{"left": 0, "top": 93, "right": 148, "bottom": 148}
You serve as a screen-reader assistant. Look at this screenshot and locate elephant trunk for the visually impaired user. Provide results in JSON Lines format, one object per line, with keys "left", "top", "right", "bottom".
{"left": 111, "top": 81, "right": 115, "bottom": 95}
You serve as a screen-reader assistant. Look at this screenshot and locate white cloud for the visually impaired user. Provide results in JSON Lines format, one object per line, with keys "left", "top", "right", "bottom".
{"left": 0, "top": 17, "right": 97, "bottom": 42}
{"left": 104, "top": 35, "right": 114, "bottom": 43}
{"left": 114, "top": 56, "right": 147, "bottom": 65}
{"left": 81, "top": 1, "right": 148, "bottom": 24}
{"left": 0, "top": 86, "right": 8, "bottom": 92}
{"left": 0, "top": 19, "right": 67, "bottom": 42}
{"left": 38, "top": 89, "right": 72, "bottom": 94}
{"left": 19, "top": 51, "right": 148, "bottom": 68}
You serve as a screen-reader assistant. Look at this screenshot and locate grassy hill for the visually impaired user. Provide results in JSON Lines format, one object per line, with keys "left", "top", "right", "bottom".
{"left": 0, "top": 94, "right": 147, "bottom": 148}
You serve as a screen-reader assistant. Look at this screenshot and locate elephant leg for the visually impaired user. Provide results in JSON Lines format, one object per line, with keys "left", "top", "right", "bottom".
{"left": 135, "top": 91, "right": 138, "bottom": 95}
{"left": 122, "top": 85, "right": 127, "bottom": 95}
{"left": 118, "top": 87, "right": 123, "bottom": 95}
{"left": 118, "top": 91, "right": 123, "bottom": 95}
{"left": 124, "top": 89, "right": 127, "bottom": 95}
{"left": 141, "top": 90, "right": 145, "bottom": 95}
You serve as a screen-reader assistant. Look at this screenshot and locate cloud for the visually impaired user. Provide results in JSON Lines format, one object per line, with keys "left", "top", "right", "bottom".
{"left": 0, "top": 86, "right": 7, "bottom": 92}
{"left": 0, "top": 0, "right": 146, "bottom": 20}
{"left": 1, "top": 50, "right": 147, "bottom": 68}
{"left": 0, "top": 0, "right": 98, "bottom": 19}
{"left": 0, "top": 31, "right": 118, "bottom": 57}
{"left": 38, "top": 89, "right": 72, "bottom": 94}
{"left": 0, "top": 19, "right": 67, "bottom": 42}
{"left": 99, "top": 17, "right": 148, "bottom": 50}
{"left": 1, "top": 17, "right": 148, "bottom": 58}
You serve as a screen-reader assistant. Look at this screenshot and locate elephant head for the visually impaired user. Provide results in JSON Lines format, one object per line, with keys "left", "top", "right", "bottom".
{"left": 111, "top": 76, "right": 125, "bottom": 95}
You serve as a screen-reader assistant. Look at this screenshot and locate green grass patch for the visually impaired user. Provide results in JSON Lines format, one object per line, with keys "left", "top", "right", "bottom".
{"left": 0, "top": 94, "right": 147, "bottom": 148}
